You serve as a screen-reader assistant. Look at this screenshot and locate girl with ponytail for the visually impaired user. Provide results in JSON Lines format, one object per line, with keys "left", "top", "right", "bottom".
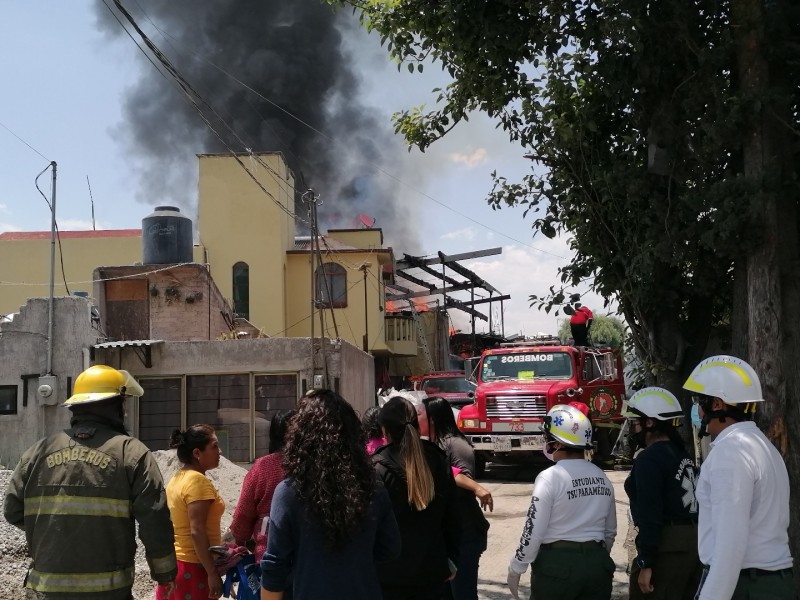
{"left": 372, "top": 396, "right": 460, "bottom": 600}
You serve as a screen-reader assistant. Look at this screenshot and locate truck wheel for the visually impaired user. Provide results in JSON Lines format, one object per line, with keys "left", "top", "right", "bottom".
{"left": 475, "top": 453, "right": 487, "bottom": 479}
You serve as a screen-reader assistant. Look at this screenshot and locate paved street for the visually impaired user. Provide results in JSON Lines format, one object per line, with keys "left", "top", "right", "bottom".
{"left": 476, "top": 464, "right": 632, "bottom": 600}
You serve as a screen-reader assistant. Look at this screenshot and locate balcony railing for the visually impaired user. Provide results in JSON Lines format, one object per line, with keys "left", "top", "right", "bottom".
{"left": 384, "top": 314, "right": 417, "bottom": 356}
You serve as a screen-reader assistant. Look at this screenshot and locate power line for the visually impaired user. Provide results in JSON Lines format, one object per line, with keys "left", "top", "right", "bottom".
{"left": 0, "top": 120, "right": 50, "bottom": 162}
{"left": 108, "top": 3, "right": 565, "bottom": 260}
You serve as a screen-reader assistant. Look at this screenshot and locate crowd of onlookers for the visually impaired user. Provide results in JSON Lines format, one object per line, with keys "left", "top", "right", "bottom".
{"left": 162, "top": 390, "right": 493, "bottom": 600}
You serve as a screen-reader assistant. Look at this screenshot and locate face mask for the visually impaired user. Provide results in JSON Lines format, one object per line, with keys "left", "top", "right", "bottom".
{"left": 543, "top": 441, "right": 558, "bottom": 462}
{"left": 690, "top": 404, "right": 701, "bottom": 428}
{"left": 630, "top": 429, "right": 647, "bottom": 450}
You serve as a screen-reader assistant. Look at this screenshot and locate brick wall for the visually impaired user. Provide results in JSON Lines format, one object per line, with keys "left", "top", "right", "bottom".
{"left": 95, "top": 264, "right": 234, "bottom": 342}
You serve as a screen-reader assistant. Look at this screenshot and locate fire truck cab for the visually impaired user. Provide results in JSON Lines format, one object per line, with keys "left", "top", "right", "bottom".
{"left": 457, "top": 337, "right": 625, "bottom": 473}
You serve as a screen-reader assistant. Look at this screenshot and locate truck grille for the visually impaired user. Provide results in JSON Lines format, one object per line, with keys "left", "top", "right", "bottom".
{"left": 486, "top": 395, "right": 547, "bottom": 418}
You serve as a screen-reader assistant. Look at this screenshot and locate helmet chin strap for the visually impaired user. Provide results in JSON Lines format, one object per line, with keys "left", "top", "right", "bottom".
{"left": 698, "top": 409, "right": 730, "bottom": 438}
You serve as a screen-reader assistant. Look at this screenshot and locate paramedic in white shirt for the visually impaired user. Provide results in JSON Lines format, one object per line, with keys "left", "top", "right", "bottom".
{"left": 507, "top": 404, "right": 617, "bottom": 600}
{"left": 683, "top": 355, "right": 796, "bottom": 600}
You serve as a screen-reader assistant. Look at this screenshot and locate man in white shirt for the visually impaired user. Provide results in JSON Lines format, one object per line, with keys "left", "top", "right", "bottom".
{"left": 684, "top": 355, "right": 796, "bottom": 600}
{"left": 507, "top": 404, "right": 617, "bottom": 600}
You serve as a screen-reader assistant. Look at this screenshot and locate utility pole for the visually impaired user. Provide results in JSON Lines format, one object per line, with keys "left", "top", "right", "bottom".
{"left": 45, "top": 162, "right": 57, "bottom": 376}
{"left": 304, "top": 190, "right": 317, "bottom": 385}
{"left": 359, "top": 263, "right": 371, "bottom": 352}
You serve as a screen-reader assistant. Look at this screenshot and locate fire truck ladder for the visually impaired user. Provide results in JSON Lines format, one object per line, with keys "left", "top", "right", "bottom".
{"left": 409, "top": 302, "right": 435, "bottom": 372}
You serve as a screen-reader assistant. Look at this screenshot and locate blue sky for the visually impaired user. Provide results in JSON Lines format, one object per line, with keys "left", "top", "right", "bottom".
{"left": 0, "top": 1, "right": 608, "bottom": 336}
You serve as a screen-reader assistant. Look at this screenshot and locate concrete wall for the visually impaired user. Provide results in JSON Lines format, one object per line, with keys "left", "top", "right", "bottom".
{"left": 0, "top": 297, "right": 99, "bottom": 465}
{"left": 326, "top": 228, "right": 384, "bottom": 250}
{"left": 197, "top": 153, "right": 295, "bottom": 334}
{"left": 338, "top": 339, "right": 377, "bottom": 414}
{"left": 98, "top": 336, "right": 374, "bottom": 413}
{"left": 94, "top": 264, "right": 233, "bottom": 341}
{"left": 0, "top": 232, "right": 142, "bottom": 317}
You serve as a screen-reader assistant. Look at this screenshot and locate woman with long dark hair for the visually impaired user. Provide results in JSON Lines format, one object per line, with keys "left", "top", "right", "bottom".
{"left": 373, "top": 396, "right": 460, "bottom": 600}
{"left": 231, "top": 409, "right": 296, "bottom": 560}
{"left": 423, "top": 396, "right": 491, "bottom": 600}
{"left": 158, "top": 424, "right": 224, "bottom": 600}
{"left": 260, "top": 390, "right": 400, "bottom": 600}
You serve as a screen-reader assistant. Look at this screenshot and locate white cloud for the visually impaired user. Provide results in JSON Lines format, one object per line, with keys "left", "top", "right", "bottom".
{"left": 0, "top": 204, "right": 8, "bottom": 213}
{"left": 0, "top": 223, "right": 21, "bottom": 234}
{"left": 440, "top": 227, "right": 476, "bottom": 242}
{"left": 447, "top": 148, "right": 489, "bottom": 168}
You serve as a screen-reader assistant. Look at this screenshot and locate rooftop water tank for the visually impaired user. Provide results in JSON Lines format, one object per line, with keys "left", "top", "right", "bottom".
{"left": 142, "top": 206, "right": 193, "bottom": 265}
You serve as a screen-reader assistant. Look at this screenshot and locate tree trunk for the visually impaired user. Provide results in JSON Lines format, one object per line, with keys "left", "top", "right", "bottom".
{"left": 734, "top": 0, "right": 800, "bottom": 570}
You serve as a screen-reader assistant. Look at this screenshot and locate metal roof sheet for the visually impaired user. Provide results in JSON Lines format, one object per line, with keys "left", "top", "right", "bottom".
{"left": 93, "top": 339, "right": 164, "bottom": 349}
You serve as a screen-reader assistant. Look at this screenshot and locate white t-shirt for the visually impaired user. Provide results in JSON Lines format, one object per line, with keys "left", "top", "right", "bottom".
{"left": 696, "top": 421, "right": 793, "bottom": 600}
{"left": 509, "top": 459, "right": 616, "bottom": 574}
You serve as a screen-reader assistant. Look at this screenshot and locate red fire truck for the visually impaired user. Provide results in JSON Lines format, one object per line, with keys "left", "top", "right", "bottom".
{"left": 457, "top": 337, "right": 626, "bottom": 474}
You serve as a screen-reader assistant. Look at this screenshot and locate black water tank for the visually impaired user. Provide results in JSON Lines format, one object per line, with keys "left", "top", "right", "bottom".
{"left": 142, "top": 206, "right": 193, "bottom": 265}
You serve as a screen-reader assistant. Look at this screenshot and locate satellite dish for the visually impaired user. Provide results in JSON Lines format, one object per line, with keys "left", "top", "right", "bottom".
{"left": 358, "top": 214, "right": 376, "bottom": 228}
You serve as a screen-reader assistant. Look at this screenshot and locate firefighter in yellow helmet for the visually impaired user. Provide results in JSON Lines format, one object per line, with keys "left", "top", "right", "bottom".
{"left": 3, "top": 365, "right": 178, "bottom": 599}
{"left": 683, "top": 356, "right": 796, "bottom": 600}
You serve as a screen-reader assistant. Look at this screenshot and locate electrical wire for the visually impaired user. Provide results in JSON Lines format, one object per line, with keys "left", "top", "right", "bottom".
{"left": 103, "top": 0, "right": 309, "bottom": 228}
{"left": 108, "top": 2, "right": 565, "bottom": 259}
{"left": 0, "top": 120, "right": 50, "bottom": 162}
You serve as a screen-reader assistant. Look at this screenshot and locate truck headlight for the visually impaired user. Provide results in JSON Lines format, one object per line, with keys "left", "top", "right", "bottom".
{"left": 460, "top": 419, "right": 479, "bottom": 429}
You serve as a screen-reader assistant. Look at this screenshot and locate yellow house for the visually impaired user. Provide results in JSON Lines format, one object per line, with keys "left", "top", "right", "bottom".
{"left": 0, "top": 152, "right": 419, "bottom": 365}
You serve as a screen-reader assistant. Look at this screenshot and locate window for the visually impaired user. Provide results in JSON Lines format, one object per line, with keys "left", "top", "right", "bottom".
{"left": 315, "top": 263, "right": 347, "bottom": 308}
{"left": 0, "top": 385, "right": 18, "bottom": 415}
{"left": 137, "top": 378, "right": 181, "bottom": 451}
{"left": 233, "top": 262, "right": 249, "bottom": 319}
{"left": 481, "top": 352, "right": 573, "bottom": 381}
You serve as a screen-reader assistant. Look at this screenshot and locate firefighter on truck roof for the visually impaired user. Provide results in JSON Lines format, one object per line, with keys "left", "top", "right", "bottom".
{"left": 4, "top": 365, "right": 178, "bottom": 599}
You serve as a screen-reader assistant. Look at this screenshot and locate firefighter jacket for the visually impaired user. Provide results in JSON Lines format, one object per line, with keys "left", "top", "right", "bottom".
{"left": 3, "top": 414, "right": 177, "bottom": 599}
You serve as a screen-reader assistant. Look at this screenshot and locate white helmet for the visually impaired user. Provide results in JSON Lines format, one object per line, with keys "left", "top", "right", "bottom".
{"left": 682, "top": 355, "right": 763, "bottom": 405}
{"left": 542, "top": 404, "right": 592, "bottom": 449}
{"left": 624, "top": 387, "right": 684, "bottom": 423}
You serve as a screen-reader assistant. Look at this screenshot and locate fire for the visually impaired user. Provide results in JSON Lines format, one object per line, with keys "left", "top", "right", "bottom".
{"left": 385, "top": 298, "right": 431, "bottom": 313}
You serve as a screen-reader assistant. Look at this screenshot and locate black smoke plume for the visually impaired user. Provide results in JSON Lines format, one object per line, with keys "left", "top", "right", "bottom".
{"left": 95, "top": 0, "right": 417, "bottom": 247}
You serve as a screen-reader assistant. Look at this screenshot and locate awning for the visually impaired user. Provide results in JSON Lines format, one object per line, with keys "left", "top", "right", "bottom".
{"left": 91, "top": 340, "right": 163, "bottom": 368}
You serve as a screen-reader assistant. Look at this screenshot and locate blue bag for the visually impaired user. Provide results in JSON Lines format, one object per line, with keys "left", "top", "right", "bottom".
{"left": 222, "top": 553, "right": 261, "bottom": 600}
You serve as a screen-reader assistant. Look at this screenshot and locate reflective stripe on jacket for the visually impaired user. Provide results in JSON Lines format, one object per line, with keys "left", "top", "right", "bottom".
{"left": 3, "top": 416, "right": 177, "bottom": 598}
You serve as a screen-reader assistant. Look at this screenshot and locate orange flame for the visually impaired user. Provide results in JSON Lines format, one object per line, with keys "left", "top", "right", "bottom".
{"left": 385, "top": 298, "right": 431, "bottom": 313}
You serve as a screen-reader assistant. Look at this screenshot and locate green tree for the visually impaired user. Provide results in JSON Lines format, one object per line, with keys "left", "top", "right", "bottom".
{"left": 558, "top": 313, "right": 625, "bottom": 350}
{"left": 330, "top": 0, "right": 800, "bottom": 555}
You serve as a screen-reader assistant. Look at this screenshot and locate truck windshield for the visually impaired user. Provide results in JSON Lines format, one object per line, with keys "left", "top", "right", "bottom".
{"left": 480, "top": 352, "right": 573, "bottom": 381}
{"left": 422, "top": 377, "right": 476, "bottom": 394}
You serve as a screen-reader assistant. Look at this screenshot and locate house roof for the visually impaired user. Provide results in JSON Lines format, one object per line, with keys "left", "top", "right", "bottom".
{"left": 0, "top": 229, "right": 141, "bottom": 241}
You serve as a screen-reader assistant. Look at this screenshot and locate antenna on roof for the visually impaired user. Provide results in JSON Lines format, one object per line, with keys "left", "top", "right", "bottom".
{"left": 86, "top": 175, "right": 96, "bottom": 230}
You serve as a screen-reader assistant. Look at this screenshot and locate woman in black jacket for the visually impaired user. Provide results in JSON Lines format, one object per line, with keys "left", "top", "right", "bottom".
{"left": 424, "top": 396, "right": 491, "bottom": 600}
{"left": 373, "top": 396, "right": 460, "bottom": 600}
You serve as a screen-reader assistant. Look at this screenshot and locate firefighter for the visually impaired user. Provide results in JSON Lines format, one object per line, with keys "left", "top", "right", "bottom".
{"left": 3, "top": 365, "right": 178, "bottom": 599}
{"left": 507, "top": 404, "right": 616, "bottom": 600}
{"left": 623, "top": 387, "right": 701, "bottom": 600}
{"left": 683, "top": 355, "right": 796, "bottom": 600}
{"left": 569, "top": 306, "right": 593, "bottom": 346}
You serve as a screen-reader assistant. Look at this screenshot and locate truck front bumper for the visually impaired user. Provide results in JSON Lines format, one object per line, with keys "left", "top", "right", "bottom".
{"left": 465, "top": 433, "right": 545, "bottom": 452}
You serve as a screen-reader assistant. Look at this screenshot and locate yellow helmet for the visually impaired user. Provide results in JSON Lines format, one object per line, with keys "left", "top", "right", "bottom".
{"left": 64, "top": 365, "right": 144, "bottom": 406}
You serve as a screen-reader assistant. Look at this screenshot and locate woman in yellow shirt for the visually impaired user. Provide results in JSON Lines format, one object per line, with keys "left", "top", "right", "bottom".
{"left": 157, "top": 424, "right": 224, "bottom": 600}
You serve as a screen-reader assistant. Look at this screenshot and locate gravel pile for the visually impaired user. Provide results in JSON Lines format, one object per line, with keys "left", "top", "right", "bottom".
{"left": 0, "top": 451, "right": 248, "bottom": 600}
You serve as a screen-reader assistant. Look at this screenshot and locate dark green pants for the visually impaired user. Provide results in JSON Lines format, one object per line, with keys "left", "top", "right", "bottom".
{"left": 629, "top": 524, "right": 701, "bottom": 600}
{"left": 700, "top": 566, "right": 797, "bottom": 600}
{"left": 531, "top": 541, "right": 615, "bottom": 600}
